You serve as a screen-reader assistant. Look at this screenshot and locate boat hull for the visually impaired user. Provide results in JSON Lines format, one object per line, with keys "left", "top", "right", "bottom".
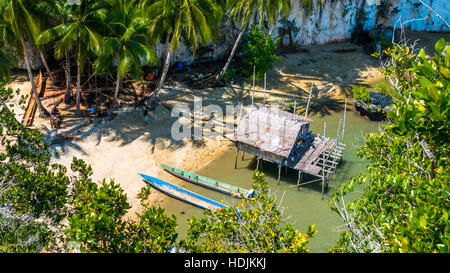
{"left": 161, "top": 164, "right": 251, "bottom": 200}
{"left": 138, "top": 173, "right": 229, "bottom": 211}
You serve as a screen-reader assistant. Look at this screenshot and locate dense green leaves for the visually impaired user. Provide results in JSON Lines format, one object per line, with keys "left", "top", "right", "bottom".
{"left": 352, "top": 85, "right": 370, "bottom": 102}
{"left": 0, "top": 85, "right": 69, "bottom": 252}
{"left": 241, "top": 29, "right": 280, "bottom": 81}
{"left": 330, "top": 38, "right": 450, "bottom": 253}
{"left": 180, "top": 171, "right": 316, "bottom": 253}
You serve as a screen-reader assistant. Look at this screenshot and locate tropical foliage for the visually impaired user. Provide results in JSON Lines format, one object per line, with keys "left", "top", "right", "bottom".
{"left": 216, "top": 0, "right": 291, "bottom": 80}
{"left": 37, "top": 0, "right": 107, "bottom": 115}
{"left": 0, "top": 0, "right": 50, "bottom": 115}
{"left": 241, "top": 28, "right": 280, "bottom": 81}
{"left": 94, "top": 0, "right": 157, "bottom": 106}
{"left": 352, "top": 85, "right": 370, "bottom": 102}
{"left": 0, "top": 48, "right": 16, "bottom": 83}
{"left": 143, "top": 0, "right": 223, "bottom": 105}
{"left": 330, "top": 38, "right": 450, "bottom": 253}
{"left": 180, "top": 171, "right": 316, "bottom": 253}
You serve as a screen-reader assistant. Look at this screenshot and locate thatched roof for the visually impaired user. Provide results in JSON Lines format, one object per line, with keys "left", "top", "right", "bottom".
{"left": 234, "top": 106, "right": 313, "bottom": 158}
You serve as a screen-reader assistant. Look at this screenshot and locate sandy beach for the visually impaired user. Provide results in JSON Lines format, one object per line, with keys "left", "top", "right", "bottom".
{"left": 5, "top": 31, "right": 446, "bottom": 219}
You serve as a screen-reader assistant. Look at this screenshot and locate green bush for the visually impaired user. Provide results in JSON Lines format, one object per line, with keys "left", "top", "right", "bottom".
{"left": 374, "top": 81, "right": 392, "bottom": 96}
{"left": 241, "top": 29, "right": 280, "bottom": 81}
{"left": 222, "top": 68, "right": 236, "bottom": 82}
{"left": 352, "top": 85, "right": 370, "bottom": 102}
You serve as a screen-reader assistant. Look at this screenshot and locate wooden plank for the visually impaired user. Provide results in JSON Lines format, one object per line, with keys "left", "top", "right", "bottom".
{"left": 22, "top": 71, "right": 44, "bottom": 126}
{"left": 320, "top": 169, "right": 334, "bottom": 174}
{"left": 299, "top": 138, "right": 331, "bottom": 165}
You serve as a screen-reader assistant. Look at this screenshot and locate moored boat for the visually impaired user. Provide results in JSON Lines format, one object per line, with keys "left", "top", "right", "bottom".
{"left": 138, "top": 173, "right": 229, "bottom": 211}
{"left": 161, "top": 164, "right": 255, "bottom": 200}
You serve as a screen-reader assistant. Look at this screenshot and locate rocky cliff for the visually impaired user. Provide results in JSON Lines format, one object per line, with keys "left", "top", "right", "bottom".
{"left": 22, "top": 0, "right": 449, "bottom": 70}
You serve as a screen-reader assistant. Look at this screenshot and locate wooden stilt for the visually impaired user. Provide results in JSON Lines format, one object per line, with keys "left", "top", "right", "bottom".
{"left": 277, "top": 164, "right": 281, "bottom": 184}
{"left": 297, "top": 171, "right": 302, "bottom": 191}
{"left": 305, "top": 84, "right": 313, "bottom": 118}
{"left": 241, "top": 150, "right": 245, "bottom": 160}
{"left": 336, "top": 118, "right": 342, "bottom": 144}
{"left": 321, "top": 175, "right": 325, "bottom": 199}
{"left": 234, "top": 149, "right": 239, "bottom": 169}
{"left": 342, "top": 98, "right": 347, "bottom": 144}
{"left": 256, "top": 157, "right": 260, "bottom": 170}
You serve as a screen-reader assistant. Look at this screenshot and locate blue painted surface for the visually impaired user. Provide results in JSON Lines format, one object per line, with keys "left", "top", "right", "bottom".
{"left": 363, "top": 0, "right": 450, "bottom": 32}
{"left": 138, "top": 173, "right": 229, "bottom": 210}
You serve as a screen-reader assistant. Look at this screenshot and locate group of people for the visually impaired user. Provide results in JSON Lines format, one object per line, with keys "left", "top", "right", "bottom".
{"left": 51, "top": 89, "right": 152, "bottom": 128}
{"left": 50, "top": 89, "right": 72, "bottom": 129}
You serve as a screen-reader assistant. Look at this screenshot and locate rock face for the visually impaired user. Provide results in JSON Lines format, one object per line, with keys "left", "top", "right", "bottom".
{"left": 354, "top": 91, "right": 393, "bottom": 121}
{"left": 17, "top": 38, "right": 43, "bottom": 71}
{"left": 165, "top": 0, "right": 450, "bottom": 65}
{"left": 23, "top": 0, "right": 449, "bottom": 70}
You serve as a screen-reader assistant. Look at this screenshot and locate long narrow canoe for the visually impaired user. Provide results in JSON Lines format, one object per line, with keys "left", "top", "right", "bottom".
{"left": 161, "top": 164, "right": 254, "bottom": 200}
{"left": 138, "top": 173, "right": 229, "bottom": 211}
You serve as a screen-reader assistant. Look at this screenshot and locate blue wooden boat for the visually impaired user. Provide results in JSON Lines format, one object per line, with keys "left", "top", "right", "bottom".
{"left": 161, "top": 164, "right": 254, "bottom": 200}
{"left": 138, "top": 173, "right": 229, "bottom": 211}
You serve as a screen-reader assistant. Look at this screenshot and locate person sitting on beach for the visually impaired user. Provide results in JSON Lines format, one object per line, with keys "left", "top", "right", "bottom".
{"left": 50, "top": 114, "right": 61, "bottom": 128}
{"left": 143, "top": 107, "right": 149, "bottom": 124}
{"left": 51, "top": 104, "right": 60, "bottom": 116}
{"left": 63, "top": 89, "right": 72, "bottom": 104}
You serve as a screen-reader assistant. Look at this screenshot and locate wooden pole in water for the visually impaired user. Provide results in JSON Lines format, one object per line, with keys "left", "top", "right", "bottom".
{"left": 234, "top": 148, "right": 239, "bottom": 169}
{"left": 321, "top": 174, "right": 325, "bottom": 199}
{"left": 337, "top": 118, "right": 342, "bottom": 144}
{"left": 297, "top": 171, "right": 302, "bottom": 191}
{"left": 342, "top": 98, "right": 347, "bottom": 144}
{"left": 256, "top": 157, "right": 260, "bottom": 170}
{"left": 242, "top": 150, "right": 245, "bottom": 160}
{"left": 324, "top": 121, "right": 327, "bottom": 138}
{"left": 293, "top": 100, "right": 297, "bottom": 114}
{"left": 277, "top": 163, "right": 282, "bottom": 184}
{"left": 305, "top": 83, "right": 313, "bottom": 118}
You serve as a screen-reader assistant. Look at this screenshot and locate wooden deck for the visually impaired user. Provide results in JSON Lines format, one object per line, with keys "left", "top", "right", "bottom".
{"left": 292, "top": 136, "right": 340, "bottom": 176}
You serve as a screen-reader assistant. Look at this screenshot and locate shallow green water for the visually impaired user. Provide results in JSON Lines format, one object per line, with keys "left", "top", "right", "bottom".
{"left": 160, "top": 108, "right": 382, "bottom": 252}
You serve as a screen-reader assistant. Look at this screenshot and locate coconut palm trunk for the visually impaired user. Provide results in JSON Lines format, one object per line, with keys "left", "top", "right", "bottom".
{"left": 65, "top": 54, "right": 71, "bottom": 94}
{"left": 75, "top": 48, "right": 81, "bottom": 115}
{"left": 113, "top": 71, "right": 122, "bottom": 107}
{"left": 20, "top": 36, "right": 49, "bottom": 116}
{"left": 216, "top": 29, "right": 244, "bottom": 81}
{"left": 148, "top": 36, "right": 172, "bottom": 106}
{"left": 38, "top": 49, "right": 57, "bottom": 84}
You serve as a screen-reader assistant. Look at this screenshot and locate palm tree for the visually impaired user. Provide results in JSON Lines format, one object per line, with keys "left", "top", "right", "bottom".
{"left": 0, "top": 0, "right": 50, "bottom": 116}
{"left": 143, "top": 0, "right": 223, "bottom": 106}
{"left": 0, "top": 48, "right": 15, "bottom": 83}
{"left": 37, "top": 0, "right": 107, "bottom": 115}
{"left": 216, "top": 0, "right": 291, "bottom": 81}
{"left": 95, "top": 0, "right": 158, "bottom": 107}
